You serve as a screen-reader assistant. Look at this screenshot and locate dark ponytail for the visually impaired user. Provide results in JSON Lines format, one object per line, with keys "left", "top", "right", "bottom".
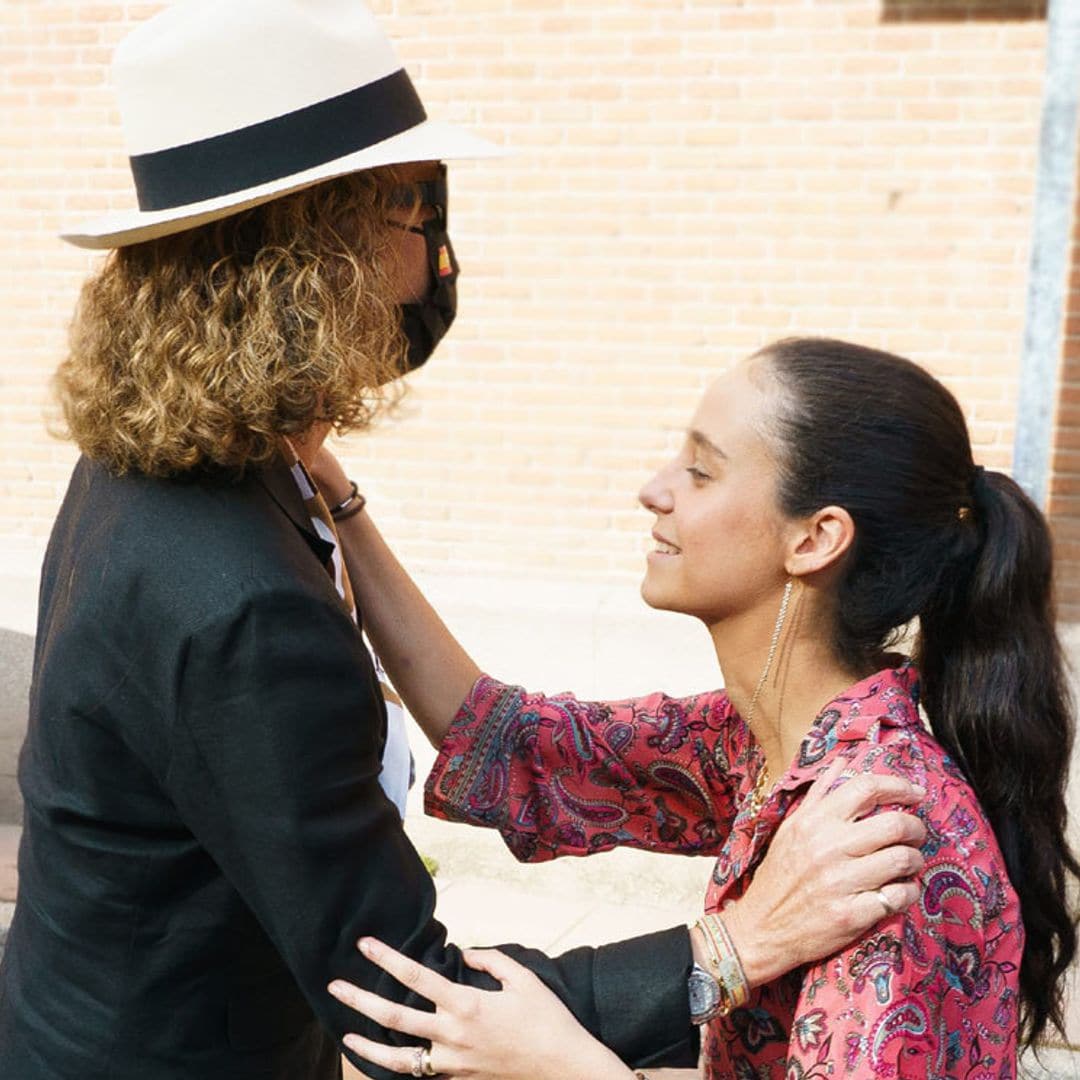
{"left": 759, "top": 337, "right": 1078, "bottom": 1046}
{"left": 918, "top": 468, "right": 1078, "bottom": 1045}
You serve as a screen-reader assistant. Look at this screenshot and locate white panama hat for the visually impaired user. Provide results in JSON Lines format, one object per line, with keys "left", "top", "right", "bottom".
{"left": 61, "top": 0, "right": 503, "bottom": 250}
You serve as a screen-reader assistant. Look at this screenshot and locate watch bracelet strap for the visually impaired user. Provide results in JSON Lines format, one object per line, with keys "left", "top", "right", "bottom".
{"left": 689, "top": 915, "right": 750, "bottom": 1017}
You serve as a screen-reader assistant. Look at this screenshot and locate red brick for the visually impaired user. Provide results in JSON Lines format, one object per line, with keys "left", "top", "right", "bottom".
{"left": 2, "top": 1, "right": 1077, "bottom": 609}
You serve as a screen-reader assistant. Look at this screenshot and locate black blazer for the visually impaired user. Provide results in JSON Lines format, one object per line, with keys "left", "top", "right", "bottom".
{"left": 0, "top": 456, "right": 697, "bottom": 1079}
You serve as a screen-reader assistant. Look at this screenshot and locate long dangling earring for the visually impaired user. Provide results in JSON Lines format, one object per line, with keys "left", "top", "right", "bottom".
{"left": 744, "top": 578, "right": 798, "bottom": 819}
{"left": 771, "top": 578, "right": 806, "bottom": 729}
{"left": 745, "top": 579, "right": 793, "bottom": 728}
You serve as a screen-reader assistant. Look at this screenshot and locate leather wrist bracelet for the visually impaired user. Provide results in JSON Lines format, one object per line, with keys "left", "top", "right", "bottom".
{"left": 329, "top": 480, "right": 366, "bottom": 521}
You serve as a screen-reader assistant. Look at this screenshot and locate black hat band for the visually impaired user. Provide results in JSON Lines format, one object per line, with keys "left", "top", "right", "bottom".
{"left": 129, "top": 68, "right": 427, "bottom": 212}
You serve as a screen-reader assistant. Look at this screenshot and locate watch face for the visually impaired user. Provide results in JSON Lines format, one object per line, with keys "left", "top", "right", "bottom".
{"left": 688, "top": 966, "right": 721, "bottom": 1022}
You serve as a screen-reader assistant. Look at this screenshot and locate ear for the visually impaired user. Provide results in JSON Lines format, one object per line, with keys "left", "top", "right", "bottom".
{"left": 784, "top": 505, "right": 855, "bottom": 578}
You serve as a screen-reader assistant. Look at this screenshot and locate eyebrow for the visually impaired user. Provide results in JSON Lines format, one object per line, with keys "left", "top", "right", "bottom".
{"left": 688, "top": 429, "right": 728, "bottom": 460}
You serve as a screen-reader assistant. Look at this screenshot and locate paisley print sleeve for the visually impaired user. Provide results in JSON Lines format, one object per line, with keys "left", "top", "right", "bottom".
{"left": 781, "top": 754, "right": 1022, "bottom": 1079}
{"left": 423, "top": 676, "right": 739, "bottom": 862}
{"left": 784, "top": 914, "right": 936, "bottom": 1080}
{"left": 784, "top": 897, "right": 1018, "bottom": 1080}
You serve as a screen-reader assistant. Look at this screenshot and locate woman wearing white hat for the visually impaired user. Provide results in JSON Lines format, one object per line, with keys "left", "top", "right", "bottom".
{"left": 1, "top": 4, "right": 927, "bottom": 1079}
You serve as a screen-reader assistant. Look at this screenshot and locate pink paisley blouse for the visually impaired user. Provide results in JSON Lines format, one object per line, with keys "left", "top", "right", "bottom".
{"left": 424, "top": 664, "right": 1022, "bottom": 1080}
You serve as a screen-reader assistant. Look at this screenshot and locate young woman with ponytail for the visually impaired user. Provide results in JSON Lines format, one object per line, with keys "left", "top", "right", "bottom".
{"left": 316, "top": 337, "right": 1077, "bottom": 1078}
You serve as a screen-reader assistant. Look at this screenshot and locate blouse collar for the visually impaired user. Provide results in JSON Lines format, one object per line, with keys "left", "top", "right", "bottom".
{"left": 759, "top": 662, "right": 923, "bottom": 804}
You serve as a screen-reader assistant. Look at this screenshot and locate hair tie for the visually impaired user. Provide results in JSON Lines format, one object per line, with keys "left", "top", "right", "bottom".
{"left": 957, "top": 465, "right": 986, "bottom": 523}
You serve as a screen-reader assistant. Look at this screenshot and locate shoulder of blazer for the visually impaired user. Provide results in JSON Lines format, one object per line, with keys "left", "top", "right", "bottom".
{"left": 50, "top": 457, "right": 338, "bottom": 622}
{"left": 96, "top": 453, "right": 335, "bottom": 567}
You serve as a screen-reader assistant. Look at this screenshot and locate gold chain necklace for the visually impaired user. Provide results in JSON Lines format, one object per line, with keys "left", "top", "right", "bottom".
{"left": 743, "top": 760, "right": 772, "bottom": 818}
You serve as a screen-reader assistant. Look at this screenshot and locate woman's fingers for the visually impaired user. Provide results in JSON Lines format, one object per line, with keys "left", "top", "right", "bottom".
{"left": 327, "top": 979, "right": 439, "bottom": 1041}
{"left": 844, "top": 809, "right": 927, "bottom": 858}
{"left": 799, "top": 756, "right": 847, "bottom": 808}
{"left": 340, "top": 1031, "right": 442, "bottom": 1077}
{"left": 847, "top": 878, "right": 921, "bottom": 935}
{"left": 461, "top": 947, "right": 531, "bottom": 986}
{"left": 844, "top": 843, "right": 925, "bottom": 895}
{"left": 357, "top": 937, "right": 459, "bottom": 1011}
{"left": 877, "top": 878, "right": 921, "bottom": 916}
{"left": 819, "top": 772, "right": 926, "bottom": 822}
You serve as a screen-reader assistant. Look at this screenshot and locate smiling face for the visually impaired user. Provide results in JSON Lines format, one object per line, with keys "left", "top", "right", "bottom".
{"left": 638, "top": 361, "right": 794, "bottom": 626}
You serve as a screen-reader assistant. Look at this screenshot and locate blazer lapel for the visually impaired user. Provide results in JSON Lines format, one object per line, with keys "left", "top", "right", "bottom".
{"left": 256, "top": 454, "right": 336, "bottom": 566}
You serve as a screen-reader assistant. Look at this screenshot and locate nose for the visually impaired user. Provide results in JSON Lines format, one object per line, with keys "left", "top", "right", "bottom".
{"left": 639, "top": 464, "right": 674, "bottom": 515}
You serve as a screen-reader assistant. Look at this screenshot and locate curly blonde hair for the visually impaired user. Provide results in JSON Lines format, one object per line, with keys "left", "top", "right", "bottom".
{"left": 55, "top": 168, "right": 416, "bottom": 476}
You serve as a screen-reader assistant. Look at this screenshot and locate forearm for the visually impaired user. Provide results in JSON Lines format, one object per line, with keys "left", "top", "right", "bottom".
{"left": 333, "top": 507, "right": 481, "bottom": 747}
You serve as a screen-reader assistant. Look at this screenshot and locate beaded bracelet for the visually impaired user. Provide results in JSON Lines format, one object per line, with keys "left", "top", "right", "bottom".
{"left": 693, "top": 914, "right": 723, "bottom": 974}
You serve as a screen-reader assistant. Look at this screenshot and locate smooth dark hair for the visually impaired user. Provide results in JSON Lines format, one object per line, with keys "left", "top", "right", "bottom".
{"left": 758, "top": 336, "right": 1077, "bottom": 1047}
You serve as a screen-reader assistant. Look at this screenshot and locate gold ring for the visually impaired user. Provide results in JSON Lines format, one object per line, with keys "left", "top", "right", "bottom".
{"left": 420, "top": 1046, "right": 437, "bottom": 1077}
{"left": 875, "top": 888, "right": 898, "bottom": 917}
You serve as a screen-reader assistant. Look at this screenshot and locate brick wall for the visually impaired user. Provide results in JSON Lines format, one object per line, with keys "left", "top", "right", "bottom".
{"left": 2, "top": 1, "right": 1068, "bottom": 610}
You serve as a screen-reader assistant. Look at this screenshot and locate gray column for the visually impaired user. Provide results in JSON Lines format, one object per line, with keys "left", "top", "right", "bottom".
{"left": 1013, "top": 0, "right": 1080, "bottom": 507}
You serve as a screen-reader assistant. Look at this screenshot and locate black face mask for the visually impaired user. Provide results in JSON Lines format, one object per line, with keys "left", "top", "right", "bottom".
{"left": 397, "top": 165, "right": 458, "bottom": 372}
